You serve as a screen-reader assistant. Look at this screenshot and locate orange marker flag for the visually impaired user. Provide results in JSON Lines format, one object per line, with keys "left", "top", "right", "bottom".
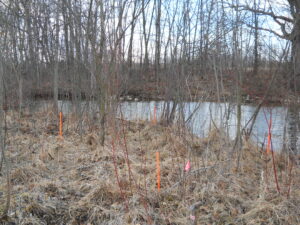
{"left": 59, "top": 112, "right": 63, "bottom": 138}
{"left": 153, "top": 105, "right": 157, "bottom": 125}
{"left": 156, "top": 151, "right": 161, "bottom": 191}
{"left": 266, "top": 133, "right": 271, "bottom": 154}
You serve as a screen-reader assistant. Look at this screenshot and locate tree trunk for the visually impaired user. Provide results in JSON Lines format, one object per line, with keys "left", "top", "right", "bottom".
{"left": 155, "top": 0, "right": 161, "bottom": 80}
{"left": 291, "top": 32, "right": 300, "bottom": 93}
{"left": 96, "top": 1, "right": 106, "bottom": 146}
{"left": 0, "top": 58, "right": 3, "bottom": 172}
{"left": 287, "top": 106, "right": 299, "bottom": 155}
{"left": 253, "top": 0, "right": 259, "bottom": 76}
{"left": 128, "top": 0, "right": 138, "bottom": 67}
{"left": 0, "top": 56, "right": 10, "bottom": 219}
{"left": 53, "top": 3, "right": 60, "bottom": 112}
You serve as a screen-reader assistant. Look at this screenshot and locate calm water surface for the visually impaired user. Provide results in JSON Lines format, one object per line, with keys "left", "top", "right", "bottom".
{"left": 35, "top": 100, "right": 299, "bottom": 151}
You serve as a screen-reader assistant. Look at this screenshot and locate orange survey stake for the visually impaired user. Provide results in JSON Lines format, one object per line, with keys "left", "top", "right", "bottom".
{"left": 59, "top": 112, "right": 63, "bottom": 137}
{"left": 156, "top": 151, "right": 160, "bottom": 191}
{"left": 153, "top": 105, "right": 157, "bottom": 125}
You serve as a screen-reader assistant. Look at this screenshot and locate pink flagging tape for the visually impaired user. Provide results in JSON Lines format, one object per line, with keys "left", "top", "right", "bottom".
{"left": 185, "top": 160, "right": 191, "bottom": 172}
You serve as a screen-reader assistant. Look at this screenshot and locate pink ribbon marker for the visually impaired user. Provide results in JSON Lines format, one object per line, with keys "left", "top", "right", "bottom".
{"left": 185, "top": 160, "right": 191, "bottom": 172}
{"left": 190, "top": 214, "right": 196, "bottom": 220}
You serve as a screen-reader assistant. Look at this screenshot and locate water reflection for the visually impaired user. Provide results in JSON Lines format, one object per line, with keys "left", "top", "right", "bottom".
{"left": 287, "top": 106, "right": 300, "bottom": 154}
{"left": 34, "top": 100, "right": 299, "bottom": 152}
{"left": 120, "top": 101, "right": 289, "bottom": 150}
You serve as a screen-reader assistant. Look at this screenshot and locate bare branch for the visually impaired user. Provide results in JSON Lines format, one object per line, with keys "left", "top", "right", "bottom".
{"left": 245, "top": 23, "right": 289, "bottom": 40}
{"left": 238, "top": 4, "right": 294, "bottom": 23}
{"left": 230, "top": 3, "right": 295, "bottom": 40}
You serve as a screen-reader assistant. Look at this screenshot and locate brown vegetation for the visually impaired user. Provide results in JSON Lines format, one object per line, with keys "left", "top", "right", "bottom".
{"left": 0, "top": 110, "right": 299, "bottom": 224}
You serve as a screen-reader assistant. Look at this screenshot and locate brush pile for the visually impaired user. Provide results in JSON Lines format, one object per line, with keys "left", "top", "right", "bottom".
{"left": 0, "top": 110, "right": 299, "bottom": 225}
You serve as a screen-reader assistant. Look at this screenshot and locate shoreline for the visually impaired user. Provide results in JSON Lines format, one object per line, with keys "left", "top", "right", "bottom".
{"left": 29, "top": 89, "right": 295, "bottom": 107}
{"left": 0, "top": 112, "right": 299, "bottom": 224}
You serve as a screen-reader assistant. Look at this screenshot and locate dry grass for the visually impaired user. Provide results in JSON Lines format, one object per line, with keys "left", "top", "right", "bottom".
{"left": 0, "top": 110, "right": 299, "bottom": 225}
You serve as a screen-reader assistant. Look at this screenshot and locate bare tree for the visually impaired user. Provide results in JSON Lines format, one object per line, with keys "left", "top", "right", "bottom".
{"left": 236, "top": 0, "right": 300, "bottom": 92}
{"left": 53, "top": 2, "right": 60, "bottom": 112}
{"left": 154, "top": 0, "right": 162, "bottom": 80}
{"left": 96, "top": 0, "right": 107, "bottom": 146}
{"left": 127, "top": 0, "right": 139, "bottom": 67}
{"left": 0, "top": 57, "right": 10, "bottom": 221}
{"left": 252, "top": 0, "right": 259, "bottom": 76}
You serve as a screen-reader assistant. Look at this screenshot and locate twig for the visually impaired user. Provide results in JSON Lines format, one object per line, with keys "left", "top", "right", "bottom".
{"left": 286, "top": 158, "right": 294, "bottom": 198}
{"left": 119, "top": 110, "right": 134, "bottom": 194}
{"left": 111, "top": 139, "right": 129, "bottom": 212}
{"left": 0, "top": 71, "right": 11, "bottom": 219}
{"left": 167, "top": 161, "right": 229, "bottom": 191}
{"left": 188, "top": 200, "right": 203, "bottom": 225}
{"left": 271, "top": 141, "right": 280, "bottom": 194}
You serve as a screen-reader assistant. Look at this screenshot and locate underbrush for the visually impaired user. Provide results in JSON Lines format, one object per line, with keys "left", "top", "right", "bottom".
{"left": 0, "top": 110, "right": 299, "bottom": 225}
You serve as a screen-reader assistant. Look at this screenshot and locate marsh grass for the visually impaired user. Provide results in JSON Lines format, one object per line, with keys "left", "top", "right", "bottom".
{"left": 0, "top": 110, "right": 299, "bottom": 224}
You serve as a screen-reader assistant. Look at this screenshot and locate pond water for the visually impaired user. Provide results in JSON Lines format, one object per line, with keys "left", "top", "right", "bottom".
{"left": 35, "top": 100, "right": 300, "bottom": 152}
{"left": 120, "top": 101, "right": 290, "bottom": 151}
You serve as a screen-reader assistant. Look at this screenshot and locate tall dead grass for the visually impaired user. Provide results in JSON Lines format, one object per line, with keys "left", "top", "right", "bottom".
{"left": 0, "top": 110, "right": 299, "bottom": 224}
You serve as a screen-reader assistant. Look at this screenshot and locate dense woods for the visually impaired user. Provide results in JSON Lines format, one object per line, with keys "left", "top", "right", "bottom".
{"left": 1, "top": 0, "right": 300, "bottom": 224}
{"left": 0, "top": 0, "right": 299, "bottom": 106}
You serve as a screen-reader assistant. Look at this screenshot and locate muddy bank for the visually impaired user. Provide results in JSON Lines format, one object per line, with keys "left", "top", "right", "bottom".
{"left": 0, "top": 111, "right": 299, "bottom": 224}
{"left": 28, "top": 77, "right": 298, "bottom": 106}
